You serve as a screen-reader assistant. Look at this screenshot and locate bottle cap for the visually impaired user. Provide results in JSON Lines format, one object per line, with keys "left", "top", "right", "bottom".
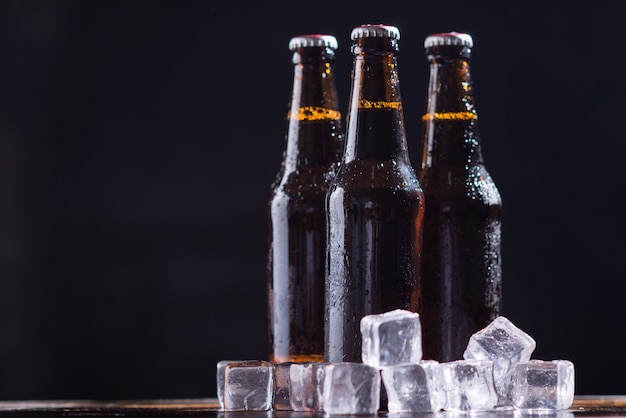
{"left": 289, "top": 34, "right": 338, "bottom": 51}
{"left": 350, "top": 24, "right": 400, "bottom": 41}
{"left": 424, "top": 32, "right": 473, "bottom": 48}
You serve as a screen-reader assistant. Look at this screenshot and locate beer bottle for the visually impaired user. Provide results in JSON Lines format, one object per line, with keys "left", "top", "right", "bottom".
{"left": 418, "top": 32, "right": 503, "bottom": 362}
{"left": 325, "top": 24, "right": 424, "bottom": 363}
{"left": 267, "top": 34, "right": 344, "bottom": 364}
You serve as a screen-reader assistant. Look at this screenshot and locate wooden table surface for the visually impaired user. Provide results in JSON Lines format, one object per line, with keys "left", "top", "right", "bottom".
{"left": 0, "top": 396, "right": 624, "bottom": 417}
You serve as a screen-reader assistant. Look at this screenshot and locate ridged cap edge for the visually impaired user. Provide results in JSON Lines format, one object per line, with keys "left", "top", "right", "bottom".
{"left": 424, "top": 32, "right": 473, "bottom": 48}
{"left": 350, "top": 24, "right": 400, "bottom": 41}
{"left": 289, "top": 34, "right": 338, "bottom": 51}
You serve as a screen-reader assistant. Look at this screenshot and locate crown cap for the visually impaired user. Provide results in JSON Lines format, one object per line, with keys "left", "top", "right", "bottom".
{"left": 351, "top": 24, "right": 400, "bottom": 41}
{"left": 424, "top": 32, "right": 473, "bottom": 48}
{"left": 289, "top": 34, "right": 338, "bottom": 51}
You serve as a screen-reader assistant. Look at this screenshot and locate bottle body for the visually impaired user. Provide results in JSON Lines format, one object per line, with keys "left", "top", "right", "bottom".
{"left": 418, "top": 33, "right": 502, "bottom": 362}
{"left": 325, "top": 26, "right": 424, "bottom": 363}
{"left": 268, "top": 36, "right": 344, "bottom": 363}
{"left": 419, "top": 165, "right": 502, "bottom": 361}
{"left": 325, "top": 160, "right": 423, "bottom": 362}
{"left": 269, "top": 170, "right": 330, "bottom": 363}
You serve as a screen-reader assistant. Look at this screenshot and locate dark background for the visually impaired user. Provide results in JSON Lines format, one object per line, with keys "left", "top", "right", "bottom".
{"left": 1, "top": 0, "right": 624, "bottom": 400}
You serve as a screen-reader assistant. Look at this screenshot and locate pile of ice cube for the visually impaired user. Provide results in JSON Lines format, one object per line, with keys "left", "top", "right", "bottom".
{"left": 216, "top": 310, "right": 575, "bottom": 414}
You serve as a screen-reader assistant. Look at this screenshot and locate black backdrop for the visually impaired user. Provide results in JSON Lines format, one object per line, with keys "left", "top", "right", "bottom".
{"left": 1, "top": 0, "right": 624, "bottom": 400}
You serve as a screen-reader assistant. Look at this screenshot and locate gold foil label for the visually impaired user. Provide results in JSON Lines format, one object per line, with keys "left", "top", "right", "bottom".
{"left": 358, "top": 100, "right": 402, "bottom": 110}
{"left": 422, "top": 112, "right": 477, "bottom": 121}
{"left": 288, "top": 106, "right": 341, "bottom": 121}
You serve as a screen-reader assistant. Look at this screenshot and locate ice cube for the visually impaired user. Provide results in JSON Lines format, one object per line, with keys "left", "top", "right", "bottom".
{"left": 441, "top": 359, "right": 498, "bottom": 411}
{"left": 322, "top": 362, "right": 381, "bottom": 414}
{"left": 272, "top": 362, "right": 293, "bottom": 411}
{"left": 463, "top": 316, "right": 536, "bottom": 406}
{"left": 217, "top": 360, "right": 253, "bottom": 409}
{"left": 220, "top": 360, "right": 273, "bottom": 411}
{"left": 381, "top": 360, "right": 444, "bottom": 413}
{"left": 360, "top": 309, "right": 423, "bottom": 369}
{"left": 512, "top": 360, "right": 575, "bottom": 411}
{"left": 289, "top": 362, "right": 326, "bottom": 412}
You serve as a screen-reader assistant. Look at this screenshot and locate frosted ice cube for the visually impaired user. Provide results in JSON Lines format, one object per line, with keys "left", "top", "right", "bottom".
{"left": 322, "top": 362, "right": 381, "bottom": 414}
{"left": 463, "top": 316, "right": 536, "bottom": 406}
{"left": 381, "top": 360, "right": 444, "bottom": 413}
{"left": 360, "top": 309, "right": 423, "bottom": 368}
{"left": 272, "top": 362, "right": 293, "bottom": 411}
{"left": 512, "top": 360, "right": 575, "bottom": 411}
{"left": 221, "top": 360, "right": 273, "bottom": 411}
{"left": 289, "top": 362, "right": 326, "bottom": 412}
{"left": 441, "top": 359, "right": 498, "bottom": 411}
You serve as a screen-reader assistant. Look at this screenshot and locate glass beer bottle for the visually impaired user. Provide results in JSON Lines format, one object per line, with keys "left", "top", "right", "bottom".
{"left": 267, "top": 34, "right": 344, "bottom": 364}
{"left": 325, "top": 24, "right": 424, "bottom": 363}
{"left": 418, "top": 32, "right": 503, "bottom": 362}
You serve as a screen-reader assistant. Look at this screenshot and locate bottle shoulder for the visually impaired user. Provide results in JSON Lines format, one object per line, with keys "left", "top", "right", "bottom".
{"left": 270, "top": 166, "right": 337, "bottom": 199}
{"left": 420, "top": 163, "right": 501, "bottom": 207}
{"left": 329, "top": 159, "right": 423, "bottom": 198}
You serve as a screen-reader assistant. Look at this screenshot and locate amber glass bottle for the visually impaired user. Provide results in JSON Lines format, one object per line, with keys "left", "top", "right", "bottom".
{"left": 325, "top": 24, "right": 424, "bottom": 363}
{"left": 418, "top": 32, "right": 503, "bottom": 362}
{"left": 267, "top": 34, "right": 344, "bottom": 364}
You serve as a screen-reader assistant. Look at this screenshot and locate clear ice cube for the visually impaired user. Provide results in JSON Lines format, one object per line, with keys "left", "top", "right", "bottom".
{"left": 322, "top": 362, "right": 381, "bottom": 415}
{"left": 217, "top": 360, "right": 253, "bottom": 409}
{"left": 512, "top": 360, "right": 575, "bottom": 411}
{"left": 289, "top": 362, "right": 326, "bottom": 412}
{"left": 441, "top": 359, "right": 498, "bottom": 411}
{"left": 381, "top": 360, "right": 444, "bottom": 413}
{"left": 220, "top": 360, "right": 273, "bottom": 411}
{"left": 463, "top": 316, "right": 536, "bottom": 406}
{"left": 272, "top": 362, "right": 293, "bottom": 411}
{"left": 360, "top": 309, "right": 423, "bottom": 369}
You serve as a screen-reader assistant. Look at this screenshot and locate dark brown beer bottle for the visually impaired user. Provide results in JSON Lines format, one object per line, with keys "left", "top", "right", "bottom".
{"left": 418, "top": 32, "right": 503, "bottom": 362}
{"left": 267, "top": 34, "right": 344, "bottom": 364}
{"left": 325, "top": 24, "right": 424, "bottom": 363}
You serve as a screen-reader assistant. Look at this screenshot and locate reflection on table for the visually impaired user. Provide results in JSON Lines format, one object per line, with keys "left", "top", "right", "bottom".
{"left": 0, "top": 396, "right": 624, "bottom": 417}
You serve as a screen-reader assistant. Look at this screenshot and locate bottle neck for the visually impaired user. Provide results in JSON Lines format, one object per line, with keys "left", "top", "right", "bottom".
{"left": 284, "top": 48, "right": 342, "bottom": 173}
{"left": 344, "top": 38, "right": 410, "bottom": 163}
{"left": 421, "top": 48, "right": 484, "bottom": 169}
